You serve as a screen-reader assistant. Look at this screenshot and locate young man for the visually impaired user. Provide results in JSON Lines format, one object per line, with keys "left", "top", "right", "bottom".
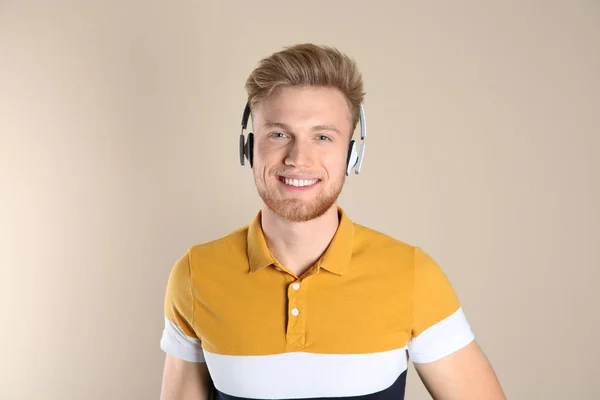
{"left": 159, "top": 44, "right": 506, "bottom": 400}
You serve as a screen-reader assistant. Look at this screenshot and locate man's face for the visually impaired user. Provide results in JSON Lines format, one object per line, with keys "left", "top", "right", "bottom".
{"left": 251, "top": 86, "right": 352, "bottom": 222}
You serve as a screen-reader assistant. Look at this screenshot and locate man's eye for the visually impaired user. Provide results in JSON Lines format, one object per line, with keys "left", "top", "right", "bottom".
{"left": 317, "top": 135, "right": 331, "bottom": 141}
{"left": 272, "top": 132, "right": 286, "bottom": 138}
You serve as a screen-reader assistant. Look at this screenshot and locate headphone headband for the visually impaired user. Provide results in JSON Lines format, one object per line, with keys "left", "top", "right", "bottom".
{"left": 358, "top": 103, "right": 367, "bottom": 140}
{"left": 241, "top": 103, "right": 251, "bottom": 130}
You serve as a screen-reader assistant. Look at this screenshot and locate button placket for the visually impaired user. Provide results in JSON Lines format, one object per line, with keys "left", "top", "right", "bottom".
{"left": 288, "top": 280, "right": 301, "bottom": 321}
{"left": 285, "top": 279, "right": 307, "bottom": 349}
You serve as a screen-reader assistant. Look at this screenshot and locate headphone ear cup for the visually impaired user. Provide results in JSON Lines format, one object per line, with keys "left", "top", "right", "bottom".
{"left": 239, "top": 134, "right": 246, "bottom": 166}
{"left": 246, "top": 133, "right": 254, "bottom": 168}
{"left": 346, "top": 140, "right": 358, "bottom": 176}
{"left": 354, "top": 142, "right": 365, "bottom": 174}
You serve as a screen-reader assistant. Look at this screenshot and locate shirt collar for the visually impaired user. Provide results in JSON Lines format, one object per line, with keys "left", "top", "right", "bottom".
{"left": 247, "top": 210, "right": 276, "bottom": 273}
{"left": 247, "top": 206, "right": 355, "bottom": 275}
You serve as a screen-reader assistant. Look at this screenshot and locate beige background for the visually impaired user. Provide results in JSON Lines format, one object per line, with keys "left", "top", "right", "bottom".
{"left": 1, "top": 1, "right": 599, "bottom": 399}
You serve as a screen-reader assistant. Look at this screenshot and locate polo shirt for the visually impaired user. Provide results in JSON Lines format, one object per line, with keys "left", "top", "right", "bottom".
{"left": 160, "top": 207, "right": 474, "bottom": 400}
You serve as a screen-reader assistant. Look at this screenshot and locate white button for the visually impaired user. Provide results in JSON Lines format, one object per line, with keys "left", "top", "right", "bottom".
{"left": 275, "top": 267, "right": 282, "bottom": 271}
{"left": 291, "top": 308, "right": 299, "bottom": 316}
{"left": 292, "top": 283, "right": 300, "bottom": 290}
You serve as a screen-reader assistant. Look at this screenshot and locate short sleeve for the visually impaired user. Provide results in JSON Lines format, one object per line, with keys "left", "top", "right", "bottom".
{"left": 407, "top": 247, "right": 475, "bottom": 364}
{"left": 160, "top": 249, "right": 205, "bottom": 363}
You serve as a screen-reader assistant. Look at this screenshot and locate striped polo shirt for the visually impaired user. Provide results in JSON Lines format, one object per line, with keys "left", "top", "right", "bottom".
{"left": 160, "top": 207, "right": 474, "bottom": 400}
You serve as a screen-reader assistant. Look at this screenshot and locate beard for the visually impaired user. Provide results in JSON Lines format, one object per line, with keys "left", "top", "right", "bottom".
{"left": 254, "top": 168, "right": 345, "bottom": 223}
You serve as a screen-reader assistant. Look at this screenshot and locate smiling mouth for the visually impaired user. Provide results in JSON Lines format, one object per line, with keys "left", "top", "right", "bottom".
{"left": 278, "top": 176, "right": 320, "bottom": 187}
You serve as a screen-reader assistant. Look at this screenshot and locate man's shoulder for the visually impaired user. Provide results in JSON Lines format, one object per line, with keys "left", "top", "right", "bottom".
{"left": 353, "top": 222, "right": 415, "bottom": 251}
{"left": 187, "top": 224, "right": 250, "bottom": 260}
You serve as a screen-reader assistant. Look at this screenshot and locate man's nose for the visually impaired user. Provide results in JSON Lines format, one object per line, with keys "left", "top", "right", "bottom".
{"left": 284, "top": 139, "right": 313, "bottom": 168}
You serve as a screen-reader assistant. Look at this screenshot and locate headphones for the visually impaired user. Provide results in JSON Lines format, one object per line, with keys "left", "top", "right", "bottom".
{"left": 239, "top": 102, "right": 367, "bottom": 175}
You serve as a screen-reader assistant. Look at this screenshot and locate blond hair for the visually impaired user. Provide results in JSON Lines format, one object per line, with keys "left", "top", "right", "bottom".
{"left": 245, "top": 43, "right": 365, "bottom": 131}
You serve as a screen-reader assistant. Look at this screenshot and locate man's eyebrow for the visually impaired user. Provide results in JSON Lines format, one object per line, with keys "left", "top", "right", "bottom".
{"left": 311, "top": 125, "right": 341, "bottom": 135}
{"left": 263, "top": 122, "right": 291, "bottom": 130}
{"left": 263, "top": 122, "right": 341, "bottom": 135}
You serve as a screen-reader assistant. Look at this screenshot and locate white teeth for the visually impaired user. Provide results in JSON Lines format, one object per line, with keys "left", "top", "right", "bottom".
{"left": 284, "top": 178, "right": 317, "bottom": 187}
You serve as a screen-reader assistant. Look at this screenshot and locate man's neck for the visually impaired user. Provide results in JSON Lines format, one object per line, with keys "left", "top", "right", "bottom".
{"left": 260, "top": 205, "right": 340, "bottom": 277}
